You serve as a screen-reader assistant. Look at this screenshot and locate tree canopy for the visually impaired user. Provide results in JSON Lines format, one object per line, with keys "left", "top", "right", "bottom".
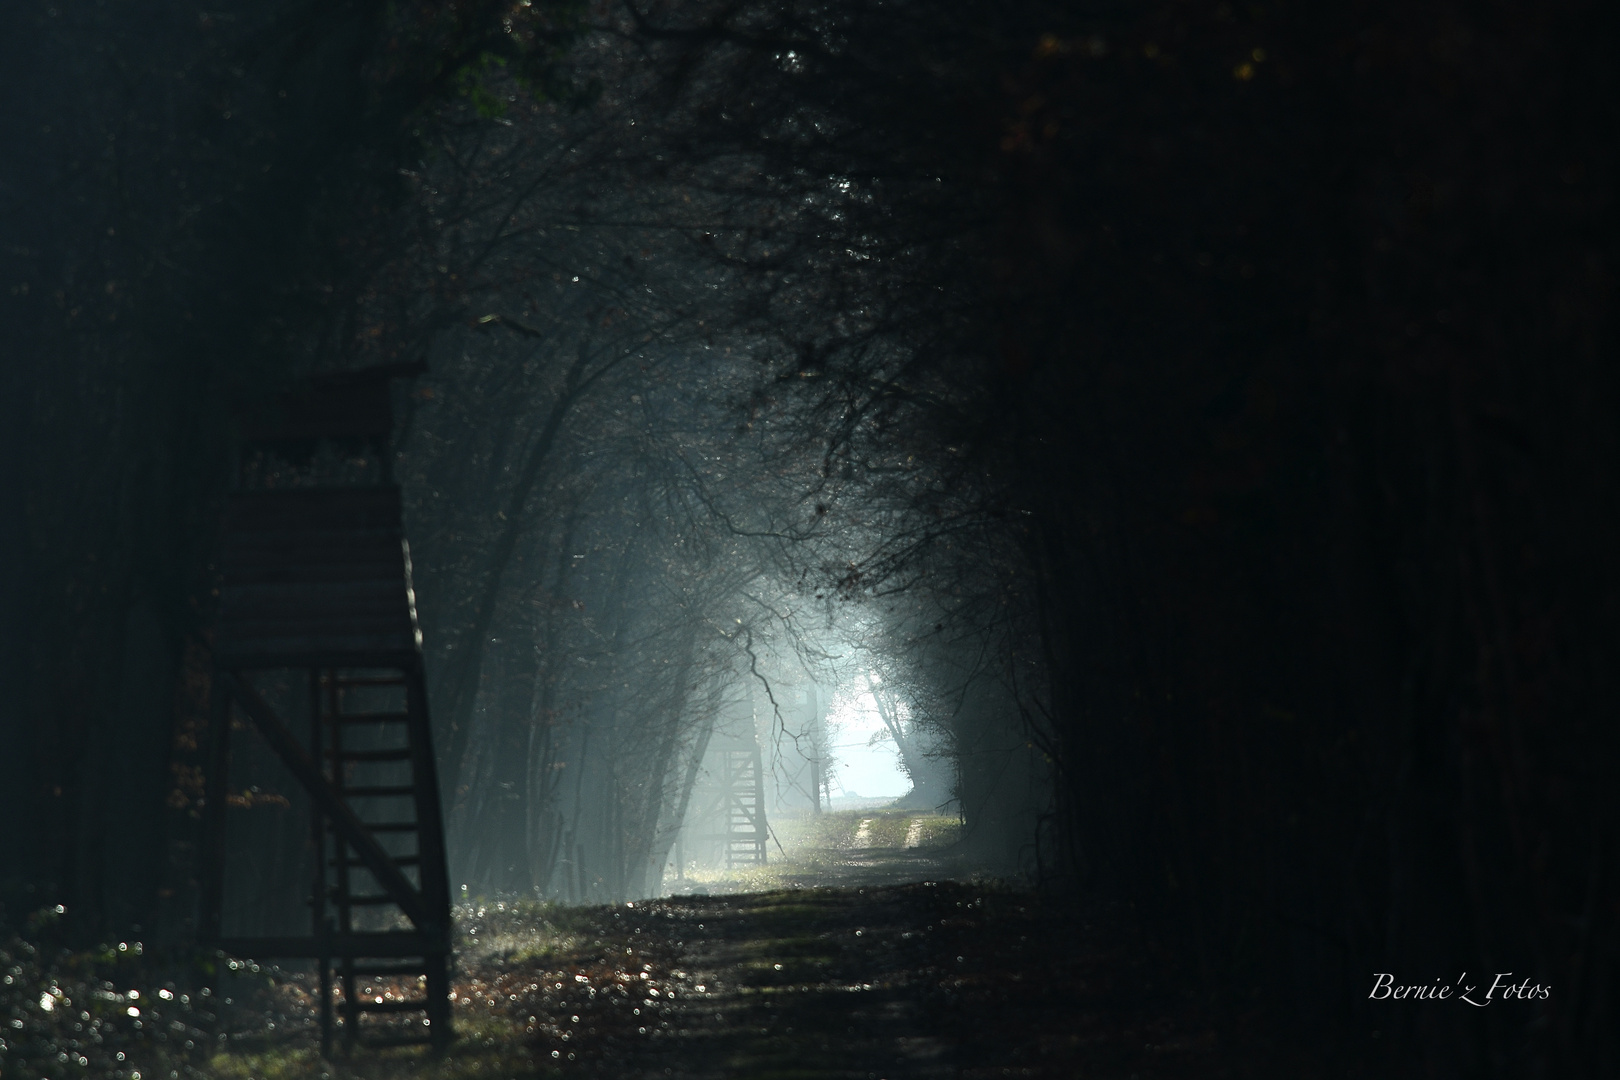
{"left": 2, "top": 0, "right": 1614, "bottom": 1073}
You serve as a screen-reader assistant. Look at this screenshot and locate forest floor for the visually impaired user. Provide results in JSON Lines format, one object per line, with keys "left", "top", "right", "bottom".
{"left": 1, "top": 810, "right": 1302, "bottom": 1080}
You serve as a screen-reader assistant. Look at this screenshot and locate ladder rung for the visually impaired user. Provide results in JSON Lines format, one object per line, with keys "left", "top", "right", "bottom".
{"left": 331, "top": 712, "right": 412, "bottom": 725}
{"left": 343, "top": 894, "right": 406, "bottom": 906}
{"left": 347, "top": 962, "right": 430, "bottom": 976}
{"left": 328, "top": 748, "right": 413, "bottom": 762}
{"left": 350, "top": 997, "right": 430, "bottom": 1014}
{"left": 329, "top": 676, "right": 409, "bottom": 687}
{"left": 341, "top": 785, "right": 417, "bottom": 797}
{"left": 365, "top": 822, "right": 421, "bottom": 833}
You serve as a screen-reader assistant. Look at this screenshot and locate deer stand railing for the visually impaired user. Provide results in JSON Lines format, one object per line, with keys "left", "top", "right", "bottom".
{"left": 199, "top": 368, "right": 453, "bottom": 1054}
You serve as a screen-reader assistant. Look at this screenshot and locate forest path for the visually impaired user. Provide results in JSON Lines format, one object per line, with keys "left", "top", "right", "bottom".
{"left": 201, "top": 811, "right": 1241, "bottom": 1078}
{"left": 665, "top": 808, "right": 972, "bottom": 895}
{"left": 219, "top": 880, "right": 1230, "bottom": 1080}
{"left": 1, "top": 820, "right": 1245, "bottom": 1080}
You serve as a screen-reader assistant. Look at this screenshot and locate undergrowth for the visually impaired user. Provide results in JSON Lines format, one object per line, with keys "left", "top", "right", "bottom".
{"left": 0, "top": 908, "right": 214, "bottom": 1080}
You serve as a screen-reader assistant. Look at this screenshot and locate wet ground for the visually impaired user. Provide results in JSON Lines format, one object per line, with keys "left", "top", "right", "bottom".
{"left": 196, "top": 811, "right": 1255, "bottom": 1079}
{"left": 0, "top": 812, "right": 1273, "bottom": 1079}
{"left": 427, "top": 881, "right": 1225, "bottom": 1080}
{"left": 224, "top": 890, "right": 1227, "bottom": 1080}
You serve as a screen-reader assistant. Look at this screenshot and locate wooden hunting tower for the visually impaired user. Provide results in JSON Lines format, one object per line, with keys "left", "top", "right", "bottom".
{"left": 200, "top": 364, "right": 453, "bottom": 1053}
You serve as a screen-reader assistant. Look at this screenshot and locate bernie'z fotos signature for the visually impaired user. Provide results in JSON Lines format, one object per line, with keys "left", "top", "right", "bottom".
{"left": 1369, "top": 973, "right": 1549, "bottom": 1006}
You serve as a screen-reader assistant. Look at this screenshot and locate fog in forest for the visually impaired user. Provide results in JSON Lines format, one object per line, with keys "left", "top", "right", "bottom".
{"left": 1, "top": 0, "right": 1613, "bottom": 1075}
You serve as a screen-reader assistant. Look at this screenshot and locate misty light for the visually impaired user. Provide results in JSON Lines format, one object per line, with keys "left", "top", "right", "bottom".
{"left": 822, "top": 679, "right": 910, "bottom": 800}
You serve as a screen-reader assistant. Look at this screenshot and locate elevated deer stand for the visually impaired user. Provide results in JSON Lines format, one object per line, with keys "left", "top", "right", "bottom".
{"left": 199, "top": 367, "right": 453, "bottom": 1054}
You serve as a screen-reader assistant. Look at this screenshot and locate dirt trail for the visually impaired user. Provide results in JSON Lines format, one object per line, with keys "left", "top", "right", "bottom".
{"left": 438, "top": 881, "right": 1218, "bottom": 1080}
{"left": 532, "top": 885, "right": 965, "bottom": 1079}
{"left": 666, "top": 809, "right": 973, "bottom": 895}
{"left": 210, "top": 816, "right": 1244, "bottom": 1079}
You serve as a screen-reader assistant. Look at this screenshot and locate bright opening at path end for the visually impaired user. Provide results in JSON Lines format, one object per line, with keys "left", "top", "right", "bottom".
{"left": 824, "top": 684, "right": 910, "bottom": 799}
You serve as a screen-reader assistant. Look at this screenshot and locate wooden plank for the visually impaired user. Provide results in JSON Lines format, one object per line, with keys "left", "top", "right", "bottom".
{"left": 221, "top": 551, "right": 406, "bottom": 572}
{"left": 216, "top": 626, "right": 415, "bottom": 647}
{"left": 220, "top": 580, "right": 404, "bottom": 600}
{"left": 198, "top": 681, "right": 232, "bottom": 942}
{"left": 223, "top": 488, "right": 404, "bottom": 529}
{"left": 217, "top": 606, "right": 414, "bottom": 627}
{"left": 218, "top": 606, "right": 413, "bottom": 624}
{"left": 242, "top": 389, "right": 393, "bottom": 441}
{"left": 217, "top": 609, "right": 414, "bottom": 632}
{"left": 212, "top": 489, "right": 428, "bottom": 660}
{"left": 220, "top": 572, "right": 405, "bottom": 593}
{"left": 217, "top": 673, "right": 431, "bottom": 929}
{"left": 215, "top": 487, "right": 421, "bottom": 660}
{"left": 216, "top": 620, "right": 416, "bottom": 647}
{"left": 221, "top": 520, "right": 402, "bottom": 540}
{"left": 348, "top": 961, "right": 430, "bottom": 976}
{"left": 221, "top": 552, "right": 403, "bottom": 570}
{"left": 211, "top": 648, "right": 422, "bottom": 670}
{"left": 216, "top": 627, "right": 415, "bottom": 648}
{"left": 354, "top": 998, "right": 431, "bottom": 1014}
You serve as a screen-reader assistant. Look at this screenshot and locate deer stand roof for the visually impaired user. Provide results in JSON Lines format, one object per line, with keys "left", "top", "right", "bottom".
{"left": 199, "top": 365, "right": 453, "bottom": 1054}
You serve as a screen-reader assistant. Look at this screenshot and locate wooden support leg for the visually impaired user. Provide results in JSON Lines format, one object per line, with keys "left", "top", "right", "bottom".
{"left": 310, "top": 670, "right": 333, "bottom": 1058}
{"left": 426, "top": 953, "right": 451, "bottom": 1052}
{"left": 340, "top": 951, "right": 357, "bottom": 1054}
{"left": 199, "top": 678, "right": 232, "bottom": 941}
{"left": 318, "top": 917, "right": 334, "bottom": 1060}
{"left": 198, "top": 676, "right": 233, "bottom": 1036}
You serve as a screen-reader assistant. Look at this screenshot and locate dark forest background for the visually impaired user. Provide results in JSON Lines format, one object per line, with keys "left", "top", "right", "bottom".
{"left": 1, "top": 0, "right": 1614, "bottom": 1075}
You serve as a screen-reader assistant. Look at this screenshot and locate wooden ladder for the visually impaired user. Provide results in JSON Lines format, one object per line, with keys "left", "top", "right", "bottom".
{"left": 313, "top": 668, "right": 452, "bottom": 1052}
{"left": 722, "top": 747, "right": 767, "bottom": 868}
{"left": 202, "top": 664, "right": 453, "bottom": 1054}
